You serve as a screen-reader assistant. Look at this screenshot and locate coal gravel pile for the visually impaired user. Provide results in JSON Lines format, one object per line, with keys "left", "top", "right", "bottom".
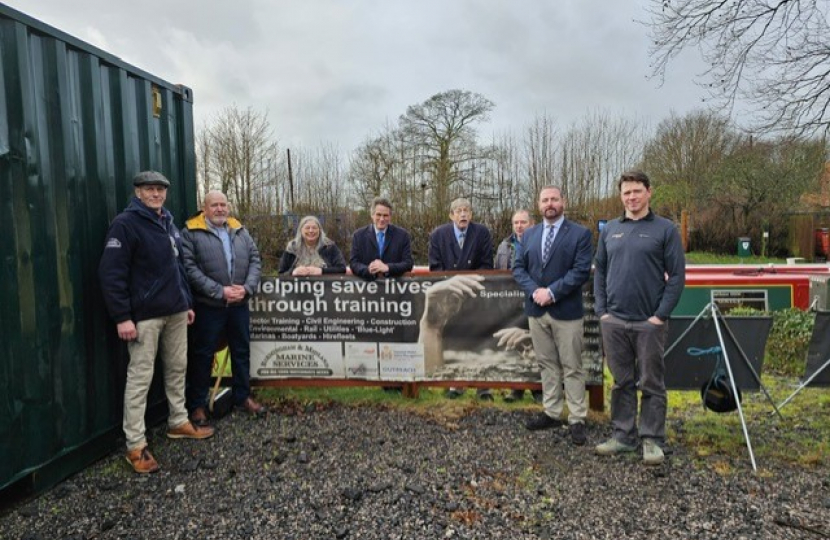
{"left": 2, "top": 401, "right": 829, "bottom": 540}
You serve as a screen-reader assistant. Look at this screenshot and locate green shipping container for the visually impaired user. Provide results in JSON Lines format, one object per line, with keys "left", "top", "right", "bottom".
{"left": 0, "top": 4, "right": 196, "bottom": 499}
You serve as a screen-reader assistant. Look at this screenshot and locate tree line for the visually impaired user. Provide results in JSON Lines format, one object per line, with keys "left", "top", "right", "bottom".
{"left": 196, "top": 90, "right": 827, "bottom": 271}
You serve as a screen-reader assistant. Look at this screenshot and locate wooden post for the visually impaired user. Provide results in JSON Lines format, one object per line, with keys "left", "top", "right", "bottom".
{"left": 680, "top": 209, "right": 689, "bottom": 252}
{"left": 588, "top": 385, "right": 604, "bottom": 412}
{"left": 287, "top": 148, "right": 295, "bottom": 208}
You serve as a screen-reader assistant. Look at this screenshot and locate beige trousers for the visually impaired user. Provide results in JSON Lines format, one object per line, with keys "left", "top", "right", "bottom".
{"left": 528, "top": 313, "right": 587, "bottom": 424}
{"left": 124, "top": 312, "right": 189, "bottom": 450}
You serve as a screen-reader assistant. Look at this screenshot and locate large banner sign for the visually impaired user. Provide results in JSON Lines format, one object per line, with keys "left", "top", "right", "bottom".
{"left": 250, "top": 273, "right": 602, "bottom": 385}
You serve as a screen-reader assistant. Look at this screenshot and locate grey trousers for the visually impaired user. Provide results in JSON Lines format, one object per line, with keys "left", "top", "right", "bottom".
{"left": 124, "top": 312, "right": 190, "bottom": 450}
{"left": 528, "top": 313, "right": 587, "bottom": 424}
{"left": 600, "top": 314, "right": 668, "bottom": 446}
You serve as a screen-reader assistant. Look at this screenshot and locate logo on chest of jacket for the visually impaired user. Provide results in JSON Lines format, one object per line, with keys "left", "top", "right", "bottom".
{"left": 105, "top": 238, "right": 122, "bottom": 249}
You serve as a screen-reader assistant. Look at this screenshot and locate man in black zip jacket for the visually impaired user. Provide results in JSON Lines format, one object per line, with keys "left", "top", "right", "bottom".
{"left": 99, "top": 171, "right": 214, "bottom": 474}
{"left": 593, "top": 170, "right": 685, "bottom": 466}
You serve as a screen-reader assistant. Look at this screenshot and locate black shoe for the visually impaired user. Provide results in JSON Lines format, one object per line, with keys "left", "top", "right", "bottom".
{"left": 476, "top": 388, "right": 493, "bottom": 400}
{"left": 504, "top": 389, "right": 524, "bottom": 403}
{"left": 445, "top": 388, "right": 463, "bottom": 399}
{"left": 190, "top": 407, "right": 211, "bottom": 428}
{"left": 525, "top": 413, "right": 564, "bottom": 431}
{"left": 569, "top": 422, "right": 587, "bottom": 446}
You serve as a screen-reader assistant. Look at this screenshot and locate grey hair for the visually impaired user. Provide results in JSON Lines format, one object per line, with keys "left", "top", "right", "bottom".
{"left": 288, "top": 215, "right": 331, "bottom": 251}
{"left": 450, "top": 197, "right": 472, "bottom": 212}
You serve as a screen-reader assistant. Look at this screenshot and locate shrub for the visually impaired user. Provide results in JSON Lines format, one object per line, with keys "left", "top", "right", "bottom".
{"left": 724, "top": 306, "right": 767, "bottom": 317}
{"left": 764, "top": 308, "right": 815, "bottom": 376}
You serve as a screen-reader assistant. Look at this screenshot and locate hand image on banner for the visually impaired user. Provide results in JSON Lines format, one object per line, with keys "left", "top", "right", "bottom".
{"left": 418, "top": 273, "right": 531, "bottom": 380}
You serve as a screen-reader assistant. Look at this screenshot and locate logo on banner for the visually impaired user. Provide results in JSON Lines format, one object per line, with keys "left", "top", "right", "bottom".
{"left": 378, "top": 343, "right": 425, "bottom": 380}
{"left": 344, "top": 342, "right": 380, "bottom": 379}
{"left": 257, "top": 343, "right": 335, "bottom": 377}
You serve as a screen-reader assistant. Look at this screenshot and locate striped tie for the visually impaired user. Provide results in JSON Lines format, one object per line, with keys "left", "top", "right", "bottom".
{"left": 543, "top": 225, "right": 554, "bottom": 261}
{"left": 458, "top": 231, "right": 465, "bottom": 248}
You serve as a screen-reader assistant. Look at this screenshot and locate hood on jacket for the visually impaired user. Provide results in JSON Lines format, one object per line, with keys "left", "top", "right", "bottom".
{"left": 185, "top": 211, "right": 243, "bottom": 232}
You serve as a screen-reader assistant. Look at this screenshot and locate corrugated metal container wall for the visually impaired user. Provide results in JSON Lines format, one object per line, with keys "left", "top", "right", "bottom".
{"left": 0, "top": 3, "right": 197, "bottom": 496}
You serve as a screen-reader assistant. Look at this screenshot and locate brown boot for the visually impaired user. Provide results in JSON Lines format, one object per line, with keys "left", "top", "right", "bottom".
{"left": 237, "top": 397, "right": 267, "bottom": 416}
{"left": 125, "top": 446, "right": 159, "bottom": 474}
{"left": 167, "top": 421, "right": 215, "bottom": 440}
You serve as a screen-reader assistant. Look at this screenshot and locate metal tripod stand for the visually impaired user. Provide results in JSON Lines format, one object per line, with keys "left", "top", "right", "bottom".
{"left": 776, "top": 309, "right": 830, "bottom": 410}
{"left": 664, "top": 302, "right": 783, "bottom": 472}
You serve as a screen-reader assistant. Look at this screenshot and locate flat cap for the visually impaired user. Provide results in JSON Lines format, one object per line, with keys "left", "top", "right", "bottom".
{"left": 132, "top": 171, "right": 170, "bottom": 187}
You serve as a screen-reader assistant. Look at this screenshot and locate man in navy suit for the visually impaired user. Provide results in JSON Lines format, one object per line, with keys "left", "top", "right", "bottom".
{"left": 428, "top": 197, "right": 494, "bottom": 273}
{"left": 428, "top": 197, "right": 494, "bottom": 400}
{"left": 513, "top": 186, "right": 592, "bottom": 446}
{"left": 350, "top": 196, "right": 413, "bottom": 280}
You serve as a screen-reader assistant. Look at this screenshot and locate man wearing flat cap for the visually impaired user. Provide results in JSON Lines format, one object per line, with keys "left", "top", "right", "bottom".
{"left": 99, "top": 171, "right": 214, "bottom": 474}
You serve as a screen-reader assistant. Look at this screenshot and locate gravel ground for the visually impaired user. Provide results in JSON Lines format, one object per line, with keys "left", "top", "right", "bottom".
{"left": 2, "top": 399, "right": 829, "bottom": 540}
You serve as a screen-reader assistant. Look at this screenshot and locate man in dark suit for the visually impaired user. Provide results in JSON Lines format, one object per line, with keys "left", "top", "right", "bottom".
{"left": 428, "top": 197, "right": 494, "bottom": 400}
{"left": 513, "top": 186, "right": 593, "bottom": 446}
{"left": 350, "top": 196, "right": 413, "bottom": 280}
{"left": 428, "top": 198, "right": 493, "bottom": 272}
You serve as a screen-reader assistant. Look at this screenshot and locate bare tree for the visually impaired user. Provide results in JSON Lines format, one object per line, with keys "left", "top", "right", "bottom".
{"left": 524, "top": 114, "right": 560, "bottom": 196}
{"left": 558, "top": 111, "right": 645, "bottom": 208}
{"left": 348, "top": 126, "right": 402, "bottom": 207}
{"left": 197, "top": 105, "right": 282, "bottom": 217}
{"left": 647, "top": 0, "right": 830, "bottom": 134}
{"left": 195, "top": 123, "right": 213, "bottom": 203}
{"left": 398, "top": 89, "right": 495, "bottom": 222}
{"left": 196, "top": 105, "right": 287, "bottom": 269}
{"left": 486, "top": 132, "right": 532, "bottom": 240}
{"left": 642, "top": 110, "right": 738, "bottom": 220}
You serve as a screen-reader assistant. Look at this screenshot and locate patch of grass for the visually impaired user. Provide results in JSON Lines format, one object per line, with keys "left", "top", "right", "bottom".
{"left": 665, "top": 375, "right": 829, "bottom": 469}
{"left": 515, "top": 465, "right": 537, "bottom": 489}
{"left": 92, "top": 457, "right": 126, "bottom": 479}
{"left": 685, "top": 251, "right": 787, "bottom": 264}
{"left": 257, "top": 386, "right": 535, "bottom": 418}
{"left": 710, "top": 460, "right": 734, "bottom": 476}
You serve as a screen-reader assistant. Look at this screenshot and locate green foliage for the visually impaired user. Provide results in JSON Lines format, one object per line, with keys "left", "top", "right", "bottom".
{"left": 724, "top": 306, "right": 767, "bottom": 316}
{"left": 702, "top": 138, "right": 824, "bottom": 256}
{"left": 765, "top": 308, "right": 814, "bottom": 376}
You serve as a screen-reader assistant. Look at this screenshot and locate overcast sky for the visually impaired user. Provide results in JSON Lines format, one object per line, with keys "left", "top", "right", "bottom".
{"left": 3, "top": 0, "right": 719, "bottom": 153}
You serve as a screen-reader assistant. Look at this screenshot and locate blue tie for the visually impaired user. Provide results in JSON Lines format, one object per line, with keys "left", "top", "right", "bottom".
{"left": 377, "top": 231, "right": 385, "bottom": 257}
{"left": 543, "top": 224, "right": 555, "bottom": 262}
{"left": 458, "top": 231, "right": 465, "bottom": 248}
